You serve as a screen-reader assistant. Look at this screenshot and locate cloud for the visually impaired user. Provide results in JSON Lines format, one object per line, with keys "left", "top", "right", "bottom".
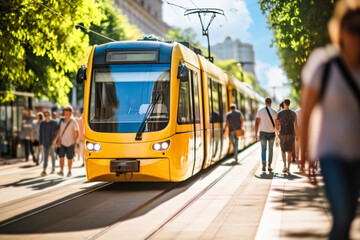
{"left": 265, "top": 66, "right": 288, "bottom": 87}
{"left": 162, "top": 0, "right": 253, "bottom": 45}
{"left": 255, "top": 61, "right": 291, "bottom": 101}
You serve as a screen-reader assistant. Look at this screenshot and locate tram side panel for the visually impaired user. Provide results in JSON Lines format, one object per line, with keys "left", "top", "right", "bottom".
{"left": 169, "top": 44, "right": 204, "bottom": 181}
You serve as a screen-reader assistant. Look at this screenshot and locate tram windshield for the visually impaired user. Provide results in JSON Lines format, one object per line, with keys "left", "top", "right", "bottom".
{"left": 89, "top": 64, "right": 170, "bottom": 133}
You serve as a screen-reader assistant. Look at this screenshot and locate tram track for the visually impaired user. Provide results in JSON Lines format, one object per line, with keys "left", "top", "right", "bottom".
{"left": 0, "top": 181, "right": 113, "bottom": 228}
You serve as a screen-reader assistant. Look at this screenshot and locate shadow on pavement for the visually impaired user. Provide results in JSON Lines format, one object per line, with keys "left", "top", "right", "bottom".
{"left": 282, "top": 231, "right": 328, "bottom": 239}
{"left": 0, "top": 176, "right": 66, "bottom": 191}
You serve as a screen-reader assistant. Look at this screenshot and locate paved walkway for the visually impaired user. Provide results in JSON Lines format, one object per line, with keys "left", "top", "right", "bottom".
{"left": 1, "top": 147, "right": 360, "bottom": 239}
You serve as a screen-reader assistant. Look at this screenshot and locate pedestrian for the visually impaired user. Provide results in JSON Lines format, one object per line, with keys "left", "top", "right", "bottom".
{"left": 276, "top": 99, "right": 298, "bottom": 173}
{"left": 52, "top": 105, "right": 79, "bottom": 177}
{"left": 39, "top": 110, "right": 58, "bottom": 176}
{"left": 224, "top": 103, "right": 244, "bottom": 162}
{"left": 31, "top": 112, "right": 44, "bottom": 164}
{"left": 300, "top": 1, "right": 360, "bottom": 239}
{"left": 76, "top": 112, "right": 85, "bottom": 166}
{"left": 294, "top": 107, "right": 302, "bottom": 166}
{"left": 20, "top": 108, "right": 37, "bottom": 164}
{"left": 279, "top": 101, "right": 284, "bottom": 111}
{"left": 255, "top": 97, "right": 278, "bottom": 171}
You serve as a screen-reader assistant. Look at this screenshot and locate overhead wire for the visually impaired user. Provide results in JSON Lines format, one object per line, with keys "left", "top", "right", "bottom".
{"left": 32, "top": 0, "right": 116, "bottom": 42}
{"left": 163, "top": 0, "right": 190, "bottom": 25}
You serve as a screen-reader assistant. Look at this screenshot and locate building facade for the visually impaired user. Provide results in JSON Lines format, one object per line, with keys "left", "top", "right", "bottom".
{"left": 116, "top": 0, "right": 169, "bottom": 38}
{"left": 211, "top": 36, "right": 256, "bottom": 76}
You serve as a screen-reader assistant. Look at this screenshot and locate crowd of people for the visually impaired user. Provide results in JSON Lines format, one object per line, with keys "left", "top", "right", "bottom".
{"left": 19, "top": 105, "right": 85, "bottom": 177}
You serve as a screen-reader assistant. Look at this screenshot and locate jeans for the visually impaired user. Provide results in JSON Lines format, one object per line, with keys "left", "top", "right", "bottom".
{"left": 229, "top": 131, "right": 239, "bottom": 160}
{"left": 259, "top": 131, "right": 275, "bottom": 165}
{"left": 320, "top": 156, "right": 360, "bottom": 240}
{"left": 43, "top": 145, "right": 56, "bottom": 170}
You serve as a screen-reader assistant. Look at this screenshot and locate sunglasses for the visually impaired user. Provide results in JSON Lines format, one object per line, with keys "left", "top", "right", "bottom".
{"left": 63, "top": 109, "right": 72, "bottom": 112}
{"left": 44, "top": 114, "right": 50, "bottom": 117}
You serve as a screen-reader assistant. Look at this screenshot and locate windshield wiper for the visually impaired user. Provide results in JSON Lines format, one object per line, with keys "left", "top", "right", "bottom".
{"left": 135, "top": 92, "right": 162, "bottom": 141}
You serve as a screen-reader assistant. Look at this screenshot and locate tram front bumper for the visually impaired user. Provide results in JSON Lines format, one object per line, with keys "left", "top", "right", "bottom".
{"left": 86, "top": 157, "right": 171, "bottom": 182}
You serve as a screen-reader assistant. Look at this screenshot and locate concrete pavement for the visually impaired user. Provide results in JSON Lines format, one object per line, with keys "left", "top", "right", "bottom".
{"left": 1, "top": 145, "right": 360, "bottom": 239}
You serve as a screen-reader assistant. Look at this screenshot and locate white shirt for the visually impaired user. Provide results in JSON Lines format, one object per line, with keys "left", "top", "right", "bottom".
{"left": 59, "top": 118, "right": 79, "bottom": 147}
{"left": 302, "top": 46, "right": 360, "bottom": 160}
{"left": 256, "top": 106, "right": 278, "bottom": 133}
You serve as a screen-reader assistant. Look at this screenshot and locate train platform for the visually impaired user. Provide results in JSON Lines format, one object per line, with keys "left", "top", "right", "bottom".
{"left": 0, "top": 145, "right": 359, "bottom": 239}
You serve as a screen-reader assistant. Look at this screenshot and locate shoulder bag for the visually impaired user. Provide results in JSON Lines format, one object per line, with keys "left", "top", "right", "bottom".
{"left": 229, "top": 118, "right": 244, "bottom": 138}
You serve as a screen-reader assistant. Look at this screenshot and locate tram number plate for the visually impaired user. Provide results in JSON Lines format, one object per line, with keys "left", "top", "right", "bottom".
{"left": 110, "top": 160, "right": 139, "bottom": 173}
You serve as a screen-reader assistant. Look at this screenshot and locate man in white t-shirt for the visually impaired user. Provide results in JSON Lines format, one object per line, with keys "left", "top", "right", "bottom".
{"left": 53, "top": 105, "right": 79, "bottom": 177}
{"left": 255, "top": 97, "right": 278, "bottom": 172}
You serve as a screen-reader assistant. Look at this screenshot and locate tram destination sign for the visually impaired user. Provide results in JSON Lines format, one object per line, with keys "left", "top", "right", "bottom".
{"left": 106, "top": 50, "right": 158, "bottom": 63}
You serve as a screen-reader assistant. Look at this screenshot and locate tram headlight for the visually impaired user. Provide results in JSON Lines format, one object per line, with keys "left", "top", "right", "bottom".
{"left": 152, "top": 140, "right": 170, "bottom": 151}
{"left": 86, "top": 141, "right": 101, "bottom": 152}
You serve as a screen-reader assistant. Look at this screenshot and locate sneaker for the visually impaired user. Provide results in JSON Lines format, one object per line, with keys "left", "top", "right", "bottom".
{"left": 262, "top": 163, "right": 266, "bottom": 171}
{"left": 268, "top": 166, "right": 273, "bottom": 172}
{"left": 50, "top": 168, "right": 55, "bottom": 174}
{"left": 282, "top": 167, "right": 288, "bottom": 173}
{"left": 57, "top": 171, "right": 64, "bottom": 176}
{"left": 40, "top": 171, "right": 46, "bottom": 176}
{"left": 67, "top": 172, "right": 72, "bottom": 177}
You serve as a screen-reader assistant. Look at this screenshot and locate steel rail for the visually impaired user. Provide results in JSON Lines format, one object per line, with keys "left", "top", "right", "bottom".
{"left": 0, "top": 181, "right": 113, "bottom": 228}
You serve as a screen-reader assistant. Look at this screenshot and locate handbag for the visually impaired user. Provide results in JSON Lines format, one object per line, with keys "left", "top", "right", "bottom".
{"left": 235, "top": 129, "right": 245, "bottom": 138}
{"left": 230, "top": 120, "right": 244, "bottom": 138}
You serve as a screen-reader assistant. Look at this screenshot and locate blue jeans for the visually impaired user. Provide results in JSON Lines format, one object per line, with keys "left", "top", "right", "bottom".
{"left": 43, "top": 146, "right": 56, "bottom": 170}
{"left": 320, "top": 156, "right": 360, "bottom": 240}
{"left": 259, "top": 131, "right": 275, "bottom": 165}
{"left": 229, "top": 131, "right": 239, "bottom": 160}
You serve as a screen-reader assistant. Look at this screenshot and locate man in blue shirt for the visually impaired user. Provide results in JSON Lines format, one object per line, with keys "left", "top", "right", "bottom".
{"left": 39, "top": 110, "right": 58, "bottom": 176}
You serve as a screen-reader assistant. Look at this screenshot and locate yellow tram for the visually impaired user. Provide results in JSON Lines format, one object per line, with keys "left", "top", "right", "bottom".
{"left": 76, "top": 37, "right": 264, "bottom": 182}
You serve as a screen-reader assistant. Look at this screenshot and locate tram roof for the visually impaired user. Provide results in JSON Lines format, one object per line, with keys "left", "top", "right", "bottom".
{"left": 92, "top": 40, "right": 174, "bottom": 65}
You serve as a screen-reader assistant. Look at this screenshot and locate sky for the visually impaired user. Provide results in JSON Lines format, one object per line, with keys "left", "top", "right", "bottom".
{"left": 162, "top": 0, "right": 292, "bottom": 101}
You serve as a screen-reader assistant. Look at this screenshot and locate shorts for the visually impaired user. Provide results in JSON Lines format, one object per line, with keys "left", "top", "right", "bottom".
{"left": 59, "top": 144, "right": 75, "bottom": 159}
{"left": 279, "top": 135, "right": 295, "bottom": 152}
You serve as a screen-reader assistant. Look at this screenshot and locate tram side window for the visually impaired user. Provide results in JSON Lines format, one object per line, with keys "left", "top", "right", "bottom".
{"left": 192, "top": 71, "right": 201, "bottom": 124}
{"left": 240, "top": 92, "right": 245, "bottom": 116}
{"left": 232, "top": 89, "right": 237, "bottom": 106}
{"left": 211, "top": 80, "right": 220, "bottom": 123}
{"left": 178, "top": 74, "right": 193, "bottom": 124}
{"left": 208, "top": 78, "right": 213, "bottom": 123}
{"left": 249, "top": 98, "right": 254, "bottom": 121}
{"left": 220, "top": 84, "right": 227, "bottom": 123}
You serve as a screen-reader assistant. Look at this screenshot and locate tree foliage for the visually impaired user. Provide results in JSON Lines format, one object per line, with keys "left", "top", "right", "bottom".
{"left": 260, "top": 0, "right": 336, "bottom": 98}
{"left": 0, "top": 0, "right": 104, "bottom": 104}
{"left": 166, "top": 27, "right": 202, "bottom": 49}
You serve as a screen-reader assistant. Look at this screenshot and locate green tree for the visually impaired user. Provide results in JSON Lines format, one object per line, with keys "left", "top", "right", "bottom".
{"left": 215, "top": 59, "right": 268, "bottom": 97}
{"left": 0, "top": 0, "right": 103, "bottom": 104}
{"left": 166, "top": 27, "right": 202, "bottom": 48}
{"left": 260, "top": 0, "right": 336, "bottom": 98}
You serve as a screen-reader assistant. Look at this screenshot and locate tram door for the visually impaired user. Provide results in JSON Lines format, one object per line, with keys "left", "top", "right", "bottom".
{"left": 190, "top": 70, "right": 204, "bottom": 174}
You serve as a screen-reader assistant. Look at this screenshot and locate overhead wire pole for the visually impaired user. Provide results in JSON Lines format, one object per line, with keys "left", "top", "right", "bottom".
{"left": 184, "top": 8, "right": 225, "bottom": 63}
